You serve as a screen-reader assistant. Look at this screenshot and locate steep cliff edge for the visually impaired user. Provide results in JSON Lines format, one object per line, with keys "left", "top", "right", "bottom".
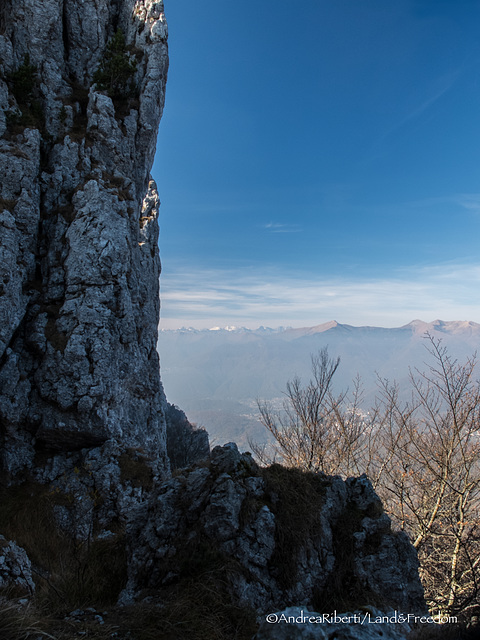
{"left": 0, "top": 4, "right": 430, "bottom": 638}
{"left": 0, "top": 0, "right": 168, "bottom": 473}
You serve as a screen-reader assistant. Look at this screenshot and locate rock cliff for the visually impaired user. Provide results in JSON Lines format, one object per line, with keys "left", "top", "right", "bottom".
{"left": 0, "top": 0, "right": 168, "bottom": 473}
{"left": 0, "top": 3, "right": 430, "bottom": 639}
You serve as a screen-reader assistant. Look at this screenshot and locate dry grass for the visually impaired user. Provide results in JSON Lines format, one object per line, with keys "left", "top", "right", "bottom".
{"left": 261, "top": 464, "right": 329, "bottom": 588}
{"left": 118, "top": 448, "right": 153, "bottom": 489}
{"left": 408, "top": 620, "right": 480, "bottom": 640}
{"left": 6, "top": 461, "right": 467, "bottom": 639}
{"left": 0, "top": 603, "right": 56, "bottom": 640}
{"left": 118, "top": 574, "right": 257, "bottom": 640}
{"left": 0, "top": 481, "right": 70, "bottom": 572}
{"left": 312, "top": 501, "right": 389, "bottom": 613}
{"left": 0, "top": 480, "right": 127, "bottom": 613}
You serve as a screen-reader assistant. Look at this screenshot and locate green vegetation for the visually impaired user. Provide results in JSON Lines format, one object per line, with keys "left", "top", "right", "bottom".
{"left": 8, "top": 54, "right": 37, "bottom": 104}
{"left": 93, "top": 29, "right": 137, "bottom": 101}
{"left": 6, "top": 54, "right": 44, "bottom": 131}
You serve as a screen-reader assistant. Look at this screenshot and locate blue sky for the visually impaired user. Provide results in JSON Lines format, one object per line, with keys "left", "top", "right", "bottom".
{"left": 152, "top": 0, "right": 480, "bottom": 329}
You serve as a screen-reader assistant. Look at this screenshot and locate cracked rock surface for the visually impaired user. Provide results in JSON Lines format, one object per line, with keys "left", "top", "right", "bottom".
{"left": 121, "top": 443, "right": 426, "bottom": 614}
{"left": 0, "top": 0, "right": 168, "bottom": 472}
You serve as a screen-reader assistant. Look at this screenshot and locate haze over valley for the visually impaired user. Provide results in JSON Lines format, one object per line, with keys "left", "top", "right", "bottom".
{"left": 158, "top": 319, "right": 480, "bottom": 449}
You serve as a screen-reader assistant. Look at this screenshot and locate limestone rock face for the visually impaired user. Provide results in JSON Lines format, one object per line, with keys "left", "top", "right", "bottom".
{"left": 0, "top": 0, "right": 168, "bottom": 471}
{"left": 121, "top": 443, "right": 426, "bottom": 615}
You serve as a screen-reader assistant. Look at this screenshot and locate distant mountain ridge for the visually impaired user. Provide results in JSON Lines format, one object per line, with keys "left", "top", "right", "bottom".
{"left": 158, "top": 320, "right": 480, "bottom": 448}
{"left": 160, "top": 318, "right": 480, "bottom": 336}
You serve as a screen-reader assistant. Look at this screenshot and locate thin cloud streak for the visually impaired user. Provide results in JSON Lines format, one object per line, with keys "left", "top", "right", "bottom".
{"left": 262, "top": 222, "right": 302, "bottom": 233}
{"left": 407, "top": 193, "right": 480, "bottom": 214}
{"left": 396, "top": 68, "right": 460, "bottom": 129}
{"left": 455, "top": 193, "right": 480, "bottom": 214}
{"left": 397, "top": 70, "right": 459, "bottom": 128}
{"left": 364, "top": 67, "right": 462, "bottom": 165}
{"left": 159, "top": 262, "right": 480, "bottom": 329}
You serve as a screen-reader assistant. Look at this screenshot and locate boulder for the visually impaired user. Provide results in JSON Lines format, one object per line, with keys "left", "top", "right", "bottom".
{"left": 0, "top": 536, "right": 35, "bottom": 596}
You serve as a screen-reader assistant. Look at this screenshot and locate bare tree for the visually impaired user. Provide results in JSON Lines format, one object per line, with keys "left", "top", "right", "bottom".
{"left": 256, "top": 349, "right": 376, "bottom": 475}
{"left": 254, "top": 336, "right": 480, "bottom": 618}
{"left": 372, "top": 335, "right": 480, "bottom": 617}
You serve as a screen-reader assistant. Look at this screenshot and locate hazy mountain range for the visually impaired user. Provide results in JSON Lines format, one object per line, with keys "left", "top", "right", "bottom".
{"left": 158, "top": 320, "right": 480, "bottom": 449}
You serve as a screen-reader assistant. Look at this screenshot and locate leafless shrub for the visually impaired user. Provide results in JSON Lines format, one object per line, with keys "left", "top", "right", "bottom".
{"left": 255, "top": 336, "right": 480, "bottom": 618}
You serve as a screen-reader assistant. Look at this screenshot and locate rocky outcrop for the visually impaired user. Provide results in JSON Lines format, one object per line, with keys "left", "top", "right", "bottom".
{"left": 121, "top": 443, "right": 426, "bottom": 615}
{"left": 165, "top": 402, "right": 210, "bottom": 469}
{"left": 0, "top": 0, "right": 168, "bottom": 473}
{"left": 0, "top": 535, "right": 35, "bottom": 596}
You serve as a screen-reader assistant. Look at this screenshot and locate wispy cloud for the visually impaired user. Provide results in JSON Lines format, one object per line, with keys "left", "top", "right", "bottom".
{"left": 262, "top": 222, "right": 302, "bottom": 233}
{"left": 159, "top": 261, "right": 480, "bottom": 329}
{"left": 365, "top": 67, "right": 462, "bottom": 164}
{"left": 454, "top": 193, "right": 480, "bottom": 214}
{"left": 396, "top": 69, "right": 460, "bottom": 128}
{"left": 403, "top": 193, "right": 480, "bottom": 216}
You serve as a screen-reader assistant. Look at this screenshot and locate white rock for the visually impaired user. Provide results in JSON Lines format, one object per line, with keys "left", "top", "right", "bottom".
{"left": 0, "top": 0, "right": 169, "bottom": 473}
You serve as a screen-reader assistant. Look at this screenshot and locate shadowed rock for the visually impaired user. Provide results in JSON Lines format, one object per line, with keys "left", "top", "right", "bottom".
{"left": 0, "top": 0, "right": 169, "bottom": 473}
{"left": 122, "top": 443, "right": 426, "bottom": 615}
